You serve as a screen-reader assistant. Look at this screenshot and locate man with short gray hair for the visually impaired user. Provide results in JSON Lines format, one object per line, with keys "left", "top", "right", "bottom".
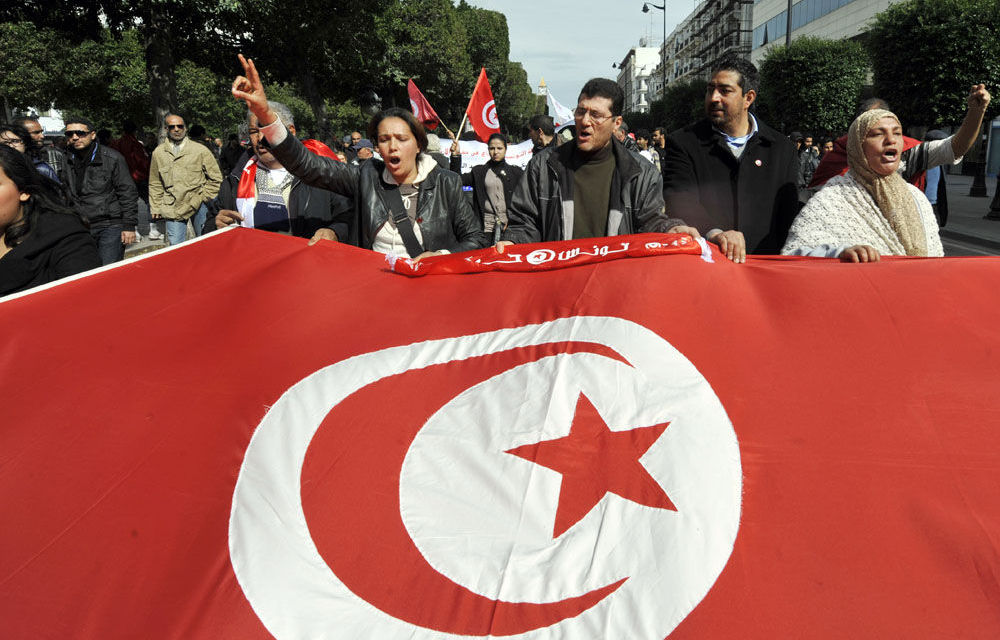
{"left": 149, "top": 113, "right": 223, "bottom": 245}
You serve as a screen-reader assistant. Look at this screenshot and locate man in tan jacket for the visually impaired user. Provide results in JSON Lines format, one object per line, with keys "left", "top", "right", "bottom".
{"left": 149, "top": 114, "right": 223, "bottom": 245}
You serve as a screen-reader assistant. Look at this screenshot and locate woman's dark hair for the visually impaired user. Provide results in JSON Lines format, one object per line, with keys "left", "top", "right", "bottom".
{"left": 1, "top": 123, "right": 32, "bottom": 149}
{"left": 0, "top": 146, "right": 83, "bottom": 249}
{"left": 487, "top": 133, "right": 508, "bottom": 147}
{"left": 367, "top": 107, "right": 428, "bottom": 152}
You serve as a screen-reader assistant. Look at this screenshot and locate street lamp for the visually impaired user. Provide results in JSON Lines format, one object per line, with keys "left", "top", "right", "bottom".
{"left": 642, "top": 2, "right": 667, "bottom": 105}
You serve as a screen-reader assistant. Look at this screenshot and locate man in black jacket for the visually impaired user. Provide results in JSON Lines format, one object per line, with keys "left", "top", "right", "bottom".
{"left": 207, "top": 102, "right": 352, "bottom": 243}
{"left": 59, "top": 115, "right": 138, "bottom": 264}
{"left": 503, "top": 78, "right": 696, "bottom": 245}
{"left": 662, "top": 56, "right": 799, "bottom": 262}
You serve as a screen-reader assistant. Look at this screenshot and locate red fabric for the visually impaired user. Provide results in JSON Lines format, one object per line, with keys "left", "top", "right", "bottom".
{"left": 2, "top": 230, "right": 1000, "bottom": 638}
{"left": 465, "top": 67, "right": 501, "bottom": 142}
{"left": 810, "top": 134, "right": 924, "bottom": 189}
{"left": 408, "top": 79, "right": 441, "bottom": 131}
{"left": 109, "top": 133, "right": 150, "bottom": 183}
{"left": 389, "top": 233, "right": 702, "bottom": 276}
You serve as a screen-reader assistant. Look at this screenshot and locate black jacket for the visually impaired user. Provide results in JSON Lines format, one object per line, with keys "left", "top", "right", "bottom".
{"left": 449, "top": 155, "right": 523, "bottom": 238}
{"left": 0, "top": 211, "right": 101, "bottom": 296}
{"left": 503, "top": 138, "right": 683, "bottom": 244}
{"left": 204, "top": 162, "right": 353, "bottom": 241}
{"left": 662, "top": 118, "right": 800, "bottom": 254}
{"left": 270, "top": 134, "right": 485, "bottom": 253}
{"left": 59, "top": 142, "right": 138, "bottom": 231}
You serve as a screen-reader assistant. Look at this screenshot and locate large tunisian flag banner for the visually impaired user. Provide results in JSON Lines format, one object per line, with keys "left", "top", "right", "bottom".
{"left": 2, "top": 229, "right": 999, "bottom": 639}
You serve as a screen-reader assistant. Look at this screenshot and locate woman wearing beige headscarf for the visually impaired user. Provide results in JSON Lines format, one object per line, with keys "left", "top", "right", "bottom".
{"left": 781, "top": 109, "right": 943, "bottom": 262}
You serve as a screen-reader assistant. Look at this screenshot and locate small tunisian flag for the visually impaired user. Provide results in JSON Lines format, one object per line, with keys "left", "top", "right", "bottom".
{"left": 407, "top": 79, "right": 440, "bottom": 131}
{"left": 2, "top": 230, "right": 1000, "bottom": 638}
{"left": 465, "top": 67, "right": 500, "bottom": 142}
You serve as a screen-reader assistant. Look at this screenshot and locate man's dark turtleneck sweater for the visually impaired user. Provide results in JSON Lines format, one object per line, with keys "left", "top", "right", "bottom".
{"left": 72, "top": 141, "right": 96, "bottom": 189}
{"left": 570, "top": 141, "right": 615, "bottom": 239}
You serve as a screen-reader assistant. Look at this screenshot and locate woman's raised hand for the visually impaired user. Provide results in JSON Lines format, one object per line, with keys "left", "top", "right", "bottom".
{"left": 232, "top": 54, "right": 276, "bottom": 126}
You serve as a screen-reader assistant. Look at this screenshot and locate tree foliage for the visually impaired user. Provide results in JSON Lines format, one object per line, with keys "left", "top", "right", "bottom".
{"left": 866, "top": 0, "right": 1000, "bottom": 128}
{"left": 651, "top": 78, "right": 706, "bottom": 134}
{"left": 1, "top": 0, "right": 537, "bottom": 141}
{"left": 757, "top": 37, "right": 869, "bottom": 137}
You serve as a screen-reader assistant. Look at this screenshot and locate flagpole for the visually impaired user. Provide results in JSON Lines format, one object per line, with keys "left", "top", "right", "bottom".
{"left": 437, "top": 119, "right": 457, "bottom": 141}
{"left": 455, "top": 113, "right": 469, "bottom": 140}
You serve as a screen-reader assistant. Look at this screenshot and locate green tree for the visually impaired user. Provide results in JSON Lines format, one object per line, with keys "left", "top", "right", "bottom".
{"left": 866, "top": 0, "right": 1000, "bottom": 127}
{"left": 455, "top": 2, "right": 535, "bottom": 135}
{"left": 376, "top": 0, "right": 472, "bottom": 125}
{"left": 757, "top": 37, "right": 869, "bottom": 136}
{"left": 0, "top": 22, "right": 69, "bottom": 118}
{"left": 651, "top": 78, "right": 705, "bottom": 133}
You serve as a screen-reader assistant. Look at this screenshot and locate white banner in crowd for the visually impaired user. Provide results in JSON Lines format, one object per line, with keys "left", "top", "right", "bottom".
{"left": 452, "top": 139, "right": 535, "bottom": 173}
{"left": 547, "top": 93, "right": 576, "bottom": 130}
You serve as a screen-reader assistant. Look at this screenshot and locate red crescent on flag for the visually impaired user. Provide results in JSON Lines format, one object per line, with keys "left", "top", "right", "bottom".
{"left": 301, "top": 341, "right": 632, "bottom": 635}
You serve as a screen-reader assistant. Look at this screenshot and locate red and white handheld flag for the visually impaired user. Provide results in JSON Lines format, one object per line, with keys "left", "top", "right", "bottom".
{"left": 2, "top": 231, "right": 1000, "bottom": 639}
{"left": 465, "top": 67, "right": 501, "bottom": 142}
{"left": 407, "top": 79, "right": 441, "bottom": 131}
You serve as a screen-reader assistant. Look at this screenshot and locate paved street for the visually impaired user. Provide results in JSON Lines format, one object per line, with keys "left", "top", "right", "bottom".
{"left": 938, "top": 173, "right": 1000, "bottom": 256}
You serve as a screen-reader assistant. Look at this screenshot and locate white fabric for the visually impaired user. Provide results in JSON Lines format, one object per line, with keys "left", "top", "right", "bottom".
{"left": 373, "top": 154, "right": 442, "bottom": 256}
{"left": 452, "top": 140, "right": 534, "bottom": 172}
{"left": 782, "top": 172, "right": 943, "bottom": 258}
{"left": 547, "top": 93, "right": 576, "bottom": 130}
{"left": 260, "top": 117, "right": 288, "bottom": 145}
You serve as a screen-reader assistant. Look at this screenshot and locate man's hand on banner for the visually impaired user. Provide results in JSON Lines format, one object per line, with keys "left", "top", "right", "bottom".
{"left": 232, "top": 54, "right": 277, "bottom": 127}
{"left": 308, "top": 228, "right": 339, "bottom": 246}
{"left": 707, "top": 230, "right": 746, "bottom": 264}
{"left": 494, "top": 240, "right": 514, "bottom": 254}
{"left": 216, "top": 209, "right": 243, "bottom": 229}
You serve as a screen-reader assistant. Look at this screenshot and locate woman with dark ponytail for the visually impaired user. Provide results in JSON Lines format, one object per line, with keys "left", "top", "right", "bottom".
{"left": 0, "top": 146, "right": 100, "bottom": 296}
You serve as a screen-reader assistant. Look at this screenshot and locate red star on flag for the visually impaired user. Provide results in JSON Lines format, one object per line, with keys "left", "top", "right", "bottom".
{"left": 506, "top": 393, "right": 676, "bottom": 538}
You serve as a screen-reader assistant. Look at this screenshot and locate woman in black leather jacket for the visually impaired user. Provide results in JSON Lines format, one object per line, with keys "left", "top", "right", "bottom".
{"left": 231, "top": 55, "right": 485, "bottom": 258}
{"left": 449, "top": 133, "right": 523, "bottom": 244}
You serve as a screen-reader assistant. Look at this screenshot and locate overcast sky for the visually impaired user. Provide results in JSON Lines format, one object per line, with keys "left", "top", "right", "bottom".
{"left": 466, "top": 0, "right": 698, "bottom": 106}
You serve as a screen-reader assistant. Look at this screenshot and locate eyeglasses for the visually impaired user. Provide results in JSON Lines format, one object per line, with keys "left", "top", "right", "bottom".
{"left": 167, "top": 124, "right": 186, "bottom": 130}
{"left": 0, "top": 137, "right": 25, "bottom": 147}
{"left": 573, "top": 108, "right": 614, "bottom": 125}
{"left": 65, "top": 130, "right": 91, "bottom": 138}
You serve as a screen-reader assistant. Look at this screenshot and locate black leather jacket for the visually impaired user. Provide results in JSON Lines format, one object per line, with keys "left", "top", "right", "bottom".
{"left": 270, "top": 135, "right": 486, "bottom": 253}
{"left": 59, "top": 142, "right": 138, "bottom": 231}
{"left": 502, "top": 138, "right": 683, "bottom": 244}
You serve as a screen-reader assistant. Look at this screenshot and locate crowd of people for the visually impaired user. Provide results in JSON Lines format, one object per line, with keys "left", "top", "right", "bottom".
{"left": 0, "top": 53, "right": 992, "bottom": 297}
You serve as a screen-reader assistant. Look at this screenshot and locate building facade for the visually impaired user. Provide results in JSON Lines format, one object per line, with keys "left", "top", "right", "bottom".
{"left": 653, "top": 0, "right": 754, "bottom": 97}
{"left": 750, "top": 0, "right": 906, "bottom": 63}
{"left": 616, "top": 45, "right": 661, "bottom": 114}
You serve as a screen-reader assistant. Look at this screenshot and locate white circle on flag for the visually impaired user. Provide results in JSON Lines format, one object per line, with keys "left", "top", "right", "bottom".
{"left": 482, "top": 99, "right": 499, "bottom": 129}
{"left": 229, "top": 316, "right": 742, "bottom": 639}
{"left": 410, "top": 98, "right": 420, "bottom": 119}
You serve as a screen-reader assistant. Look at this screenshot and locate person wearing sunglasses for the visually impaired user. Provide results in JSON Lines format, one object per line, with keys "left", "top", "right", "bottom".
{"left": 58, "top": 115, "right": 138, "bottom": 264}
{"left": 148, "top": 115, "right": 222, "bottom": 246}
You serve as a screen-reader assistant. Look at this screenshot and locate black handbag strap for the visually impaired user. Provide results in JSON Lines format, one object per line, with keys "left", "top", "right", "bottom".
{"left": 384, "top": 183, "right": 424, "bottom": 259}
